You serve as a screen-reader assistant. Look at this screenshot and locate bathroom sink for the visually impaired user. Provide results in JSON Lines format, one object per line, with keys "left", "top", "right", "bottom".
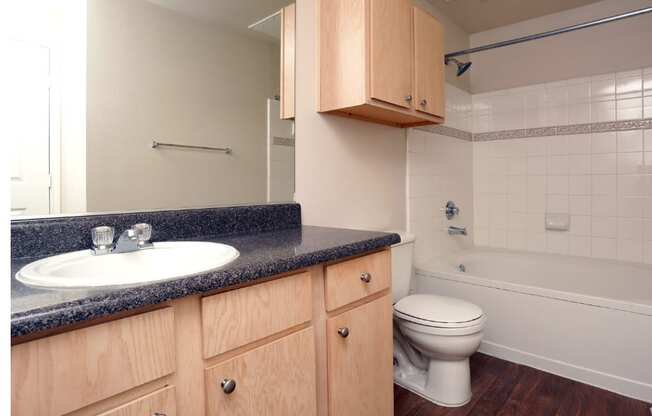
{"left": 16, "top": 241, "right": 239, "bottom": 289}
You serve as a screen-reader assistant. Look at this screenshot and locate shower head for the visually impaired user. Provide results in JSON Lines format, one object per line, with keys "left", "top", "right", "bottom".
{"left": 445, "top": 57, "right": 472, "bottom": 76}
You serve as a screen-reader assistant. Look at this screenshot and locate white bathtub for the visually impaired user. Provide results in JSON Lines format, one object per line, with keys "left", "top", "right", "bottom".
{"left": 415, "top": 248, "right": 652, "bottom": 402}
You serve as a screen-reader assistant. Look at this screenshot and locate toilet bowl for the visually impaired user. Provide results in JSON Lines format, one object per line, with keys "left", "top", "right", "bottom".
{"left": 389, "top": 231, "right": 486, "bottom": 407}
{"left": 394, "top": 294, "right": 485, "bottom": 406}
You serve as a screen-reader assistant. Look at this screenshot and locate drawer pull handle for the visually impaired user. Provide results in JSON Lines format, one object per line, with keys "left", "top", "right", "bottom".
{"left": 152, "top": 413, "right": 167, "bottom": 416}
{"left": 221, "top": 378, "right": 237, "bottom": 394}
{"left": 338, "top": 327, "right": 350, "bottom": 338}
{"left": 360, "top": 272, "right": 372, "bottom": 283}
{"left": 420, "top": 99, "right": 427, "bottom": 106}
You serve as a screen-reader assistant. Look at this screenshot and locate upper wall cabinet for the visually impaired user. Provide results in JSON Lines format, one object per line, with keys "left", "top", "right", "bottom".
{"left": 318, "top": 0, "right": 445, "bottom": 128}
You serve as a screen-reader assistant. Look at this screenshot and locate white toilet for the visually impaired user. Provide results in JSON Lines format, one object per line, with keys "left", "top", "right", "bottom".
{"left": 390, "top": 231, "right": 486, "bottom": 407}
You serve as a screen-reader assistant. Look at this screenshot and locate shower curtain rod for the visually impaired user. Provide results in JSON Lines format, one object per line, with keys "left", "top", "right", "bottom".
{"left": 445, "top": 6, "right": 652, "bottom": 60}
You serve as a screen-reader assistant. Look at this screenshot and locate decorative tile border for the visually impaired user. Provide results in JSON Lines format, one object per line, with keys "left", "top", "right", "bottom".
{"left": 272, "top": 136, "right": 295, "bottom": 147}
{"left": 418, "top": 118, "right": 652, "bottom": 142}
{"left": 475, "top": 118, "right": 652, "bottom": 142}
{"left": 415, "top": 124, "right": 473, "bottom": 141}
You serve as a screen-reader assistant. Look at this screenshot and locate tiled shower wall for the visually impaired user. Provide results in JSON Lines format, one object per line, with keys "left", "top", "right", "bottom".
{"left": 474, "top": 68, "right": 652, "bottom": 264}
{"left": 407, "top": 85, "right": 474, "bottom": 268}
{"left": 407, "top": 68, "right": 652, "bottom": 266}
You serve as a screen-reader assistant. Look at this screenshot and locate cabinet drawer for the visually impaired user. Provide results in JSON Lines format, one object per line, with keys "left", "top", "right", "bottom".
{"left": 97, "top": 386, "right": 176, "bottom": 416}
{"left": 11, "top": 308, "right": 176, "bottom": 416}
{"left": 205, "top": 327, "right": 317, "bottom": 416}
{"left": 327, "top": 295, "right": 393, "bottom": 416}
{"left": 202, "top": 272, "right": 312, "bottom": 358}
{"left": 325, "top": 250, "right": 391, "bottom": 311}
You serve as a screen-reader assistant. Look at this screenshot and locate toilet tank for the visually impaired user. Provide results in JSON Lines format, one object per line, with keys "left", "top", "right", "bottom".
{"left": 389, "top": 231, "right": 416, "bottom": 303}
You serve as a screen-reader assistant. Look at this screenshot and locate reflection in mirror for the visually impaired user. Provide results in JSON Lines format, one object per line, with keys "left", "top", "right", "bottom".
{"left": 8, "top": 0, "right": 295, "bottom": 217}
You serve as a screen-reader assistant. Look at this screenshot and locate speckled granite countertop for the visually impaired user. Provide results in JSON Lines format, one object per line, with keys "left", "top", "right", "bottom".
{"left": 11, "top": 225, "right": 399, "bottom": 338}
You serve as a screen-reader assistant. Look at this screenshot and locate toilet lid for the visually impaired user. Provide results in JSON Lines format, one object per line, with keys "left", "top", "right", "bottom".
{"left": 394, "top": 294, "right": 483, "bottom": 326}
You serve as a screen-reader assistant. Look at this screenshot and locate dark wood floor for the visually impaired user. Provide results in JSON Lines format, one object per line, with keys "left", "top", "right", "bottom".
{"left": 394, "top": 353, "right": 651, "bottom": 416}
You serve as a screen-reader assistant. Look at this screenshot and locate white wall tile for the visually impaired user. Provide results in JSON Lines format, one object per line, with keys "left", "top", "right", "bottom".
{"left": 617, "top": 130, "right": 643, "bottom": 153}
{"left": 643, "top": 130, "right": 652, "bottom": 151}
{"left": 644, "top": 241, "right": 652, "bottom": 264}
{"left": 568, "top": 155, "right": 591, "bottom": 175}
{"left": 591, "top": 195, "right": 618, "bottom": 216}
{"left": 617, "top": 239, "right": 643, "bottom": 263}
{"left": 569, "top": 175, "right": 590, "bottom": 195}
{"left": 548, "top": 155, "right": 569, "bottom": 175}
{"left": 546, "top": 232, "right": 569, "bottom": 254}
{"left": 591, "top": 132, "right": 617, "bottom": 154}
{"left": 618, "top": 218, "right": 643, "bottom": 241}
{"left": 591, "top": 154, "right": 617, "bottom": 174}
{"left": 591, "top": 217, "right": 618, "bottom": 238}
{"left": 591, "top": 175, "right": 617, "bottom": 196}
{"left": 591, "top": 237, "right": 618, "bottom": 260}
{"left": 570, "top": 215, "right": 590, "bottom": 236}
{"left": 569, "top": 195, "right": 591, "bottom": 215}
{"left": 617, "top": 152, "right": 643, "bottom": 174}
{"left": 569, "top": 235, "right": 591, "bottom": 257}
{"left": 567, "top": 135, "right": 591, "bottom": 155}
{"left": 527, "top": 156, "right": 547, "bottom": 175}
{"left": 547, "top": 175, "right": 569, "bottom": 195}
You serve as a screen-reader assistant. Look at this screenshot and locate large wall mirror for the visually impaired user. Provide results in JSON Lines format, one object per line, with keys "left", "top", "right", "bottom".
{"left": 8, "top": 0, "right": 296, "bottom": 217}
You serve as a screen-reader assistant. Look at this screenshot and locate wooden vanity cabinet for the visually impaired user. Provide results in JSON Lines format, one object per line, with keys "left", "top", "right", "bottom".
{"left": 318, "top": 0, "right": 445, "bottom": 127}
{"left": 11, "top": 249, "right": 393, "bottom": 416}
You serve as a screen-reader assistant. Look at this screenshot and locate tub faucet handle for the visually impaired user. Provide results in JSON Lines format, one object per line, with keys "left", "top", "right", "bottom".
{"left": 443, "top": 201, "right": 460, "bottom": 220}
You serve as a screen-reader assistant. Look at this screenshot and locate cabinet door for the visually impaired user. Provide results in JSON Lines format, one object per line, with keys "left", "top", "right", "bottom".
{"left": 369, "top": 0, "right": 413, "bottom": 108}
{"left": 414, "top": 7, "right": 445, "bottom": 118}
{"left": 327, "top": 294, "right": 393, "bottom": 416}
{"left": 205, "top": 328, "right": 317, "bottom": 416}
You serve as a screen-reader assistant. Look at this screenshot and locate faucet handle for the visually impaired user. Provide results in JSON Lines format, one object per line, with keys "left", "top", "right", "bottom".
{"left": 132, "top": 223, "right": 152, "bottom": 246}
{"left": 91, "top": 226, "right": 115, "bottom": 253}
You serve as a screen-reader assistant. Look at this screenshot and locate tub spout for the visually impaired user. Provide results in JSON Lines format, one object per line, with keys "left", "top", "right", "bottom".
{"left": 448, "top": 226, "right": 467, "bottom": 236}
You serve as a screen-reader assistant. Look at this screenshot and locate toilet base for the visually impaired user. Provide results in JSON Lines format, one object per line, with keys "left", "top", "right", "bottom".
{"left": 394, "top": 358, "right": 472, "bottom": 407}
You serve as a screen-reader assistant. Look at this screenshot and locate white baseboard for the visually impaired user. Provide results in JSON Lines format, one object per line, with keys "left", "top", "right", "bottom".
{"left": 479, "top": 340, "right": 652, "bottom": 403}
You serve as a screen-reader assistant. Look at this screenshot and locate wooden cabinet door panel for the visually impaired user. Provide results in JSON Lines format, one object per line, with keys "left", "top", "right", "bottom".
{"left": 414, "top": 7, "right": 445, "bottom": 118}
{"left": 205, "top": 327, "right": 317, "bottom": 416}
{"left": 369, "top": 0, "right": 413, "bottom": 108}
{"left": 202, "top": 272, "right": 312, "bottom": 358}
{"left": 327, "top": 295, "right": 393, "bottom": 416}
{"left": 97, "top": 386, "right": 176, "bottom": 416}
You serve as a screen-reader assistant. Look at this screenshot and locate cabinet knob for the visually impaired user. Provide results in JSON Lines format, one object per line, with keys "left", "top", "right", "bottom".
{"left": 404, "top": 95, "right": 413, "bottom": 102}
{"left": 420, "top": 99, "right": 427, "bottom": 106}
{"left": 360, "top": 272, "right": 372, "bottom": 283}
{"left": 338, "top": 327, "right": 350, "bottom": 338}
{"left": 221, "top": 378, "right": 237, "bottom": 394}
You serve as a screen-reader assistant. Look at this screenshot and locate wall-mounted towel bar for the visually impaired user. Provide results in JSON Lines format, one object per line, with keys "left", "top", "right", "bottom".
{"left": 151, "top": 140, "right": 232, "bottom": 154}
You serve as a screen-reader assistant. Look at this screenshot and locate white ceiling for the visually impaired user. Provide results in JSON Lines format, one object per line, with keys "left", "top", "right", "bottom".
{"left": 428, "top": 0, "right": 605, "bottom": 33}
{"left": 146, "top": 0, "right": 291, "bottom": 39}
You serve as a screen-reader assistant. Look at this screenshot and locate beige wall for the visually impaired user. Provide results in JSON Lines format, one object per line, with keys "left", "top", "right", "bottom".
{"left": 87, "top": 0, "right": 279, "bottom": 212}
{"left": 469, "top": 0, "right": 652, "bottom": 93}
{"left": 294, "top": 0, "right": 407, "bottom": 231}
{"left": 414, "top": 0, "right": 471, "bottom": 92}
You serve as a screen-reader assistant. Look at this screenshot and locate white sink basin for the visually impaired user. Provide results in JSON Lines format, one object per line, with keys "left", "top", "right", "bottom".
{"left": 16, "top": 241, "right": 239, "bottom": 289}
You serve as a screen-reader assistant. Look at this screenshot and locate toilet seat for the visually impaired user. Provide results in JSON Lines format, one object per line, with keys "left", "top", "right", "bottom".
{"left": 393, "top": 294, "right": 484, "bottom": 329}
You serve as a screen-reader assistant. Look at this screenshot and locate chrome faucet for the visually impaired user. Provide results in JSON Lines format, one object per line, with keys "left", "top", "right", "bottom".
{"left": 91, "top": 223, "right": 153, "bottom": 255}
{"left": 447, "top": 225, "right": 467, "bottom": 236}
